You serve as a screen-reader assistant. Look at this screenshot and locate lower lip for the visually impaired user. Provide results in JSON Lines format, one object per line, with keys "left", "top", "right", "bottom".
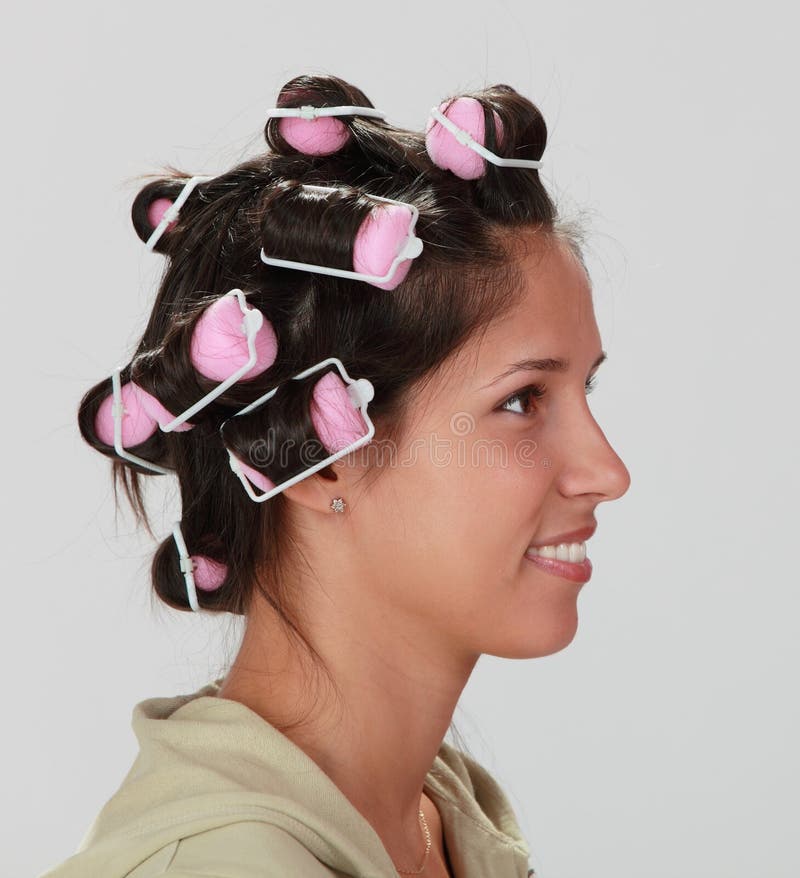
{"left": 523, "top": 550, "right": 593, "bottom": 583}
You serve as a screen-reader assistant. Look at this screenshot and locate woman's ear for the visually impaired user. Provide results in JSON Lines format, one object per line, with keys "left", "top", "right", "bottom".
{"left": 280, "top": 457, "right": 351, "bottom": 514}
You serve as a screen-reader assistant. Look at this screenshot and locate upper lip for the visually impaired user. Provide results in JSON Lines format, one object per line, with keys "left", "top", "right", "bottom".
{"left": 528, "top": 522, "right": 597, "bottom": 548}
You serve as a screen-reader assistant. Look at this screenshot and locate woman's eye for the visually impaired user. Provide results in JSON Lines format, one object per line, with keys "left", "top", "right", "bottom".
{"left": 500, "top": 376, "right": 599, "bottom": 417}
{"left": 500, "top": 383, "right": 547, "bottom": 417}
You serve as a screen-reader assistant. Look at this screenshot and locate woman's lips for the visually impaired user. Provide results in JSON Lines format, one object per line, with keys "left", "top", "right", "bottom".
{"left": 523, "top": 550, "right": 593, "bottom": 583}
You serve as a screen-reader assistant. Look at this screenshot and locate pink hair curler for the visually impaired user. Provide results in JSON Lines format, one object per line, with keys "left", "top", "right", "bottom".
{"left": 280, "top": 116, "right": 349, "bottom": 156}
{"left": 93, "top": 368, "right": 173, "bottom": 475}
{"left": 222, "top": 356, "right": 376, "bottom": 503}
{"left": 95, "top": 290, "right": 276, "bottom": 472}
{"left": 131, "top": 382, "right": 194, "bottom": 432}
{"left": 189, "top": 289, "right": 278, "bottom": 383}
{"left": 309, "top": 369, "right": 371, "bottom": 453}
{"left": 425, "top": 97, "right": 543, "bottom": 179}
{"left": 159, "top": 289, "right": 278, "bottom": 432}
{"left": 352, "top": 202, "right": 420, "bottom": 290}
{"left": 147, "top": 198, "right": 178, "bottom": 235}
{"left": 95, "top": 380, "right": 160, "bottom": 448}
{"left": 145, "top": 175, "right": 214, "bottom": 251}
{"left": 260, "top": 184, "right": 423, "bottom": 290}
{"left": 172, "top": 522, "right": 228, "bottom": 612}
{"left": 265, "top": 104, "right": 387, "bottom": 157}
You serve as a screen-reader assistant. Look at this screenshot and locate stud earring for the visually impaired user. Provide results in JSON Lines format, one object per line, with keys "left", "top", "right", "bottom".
{"left": 330, "top": 497, "right": 346, "bottom": 513}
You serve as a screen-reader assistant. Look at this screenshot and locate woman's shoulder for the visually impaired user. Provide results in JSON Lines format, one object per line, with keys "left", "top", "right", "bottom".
{"left": 126, "top": 821, "right": 339, "bottom": 878}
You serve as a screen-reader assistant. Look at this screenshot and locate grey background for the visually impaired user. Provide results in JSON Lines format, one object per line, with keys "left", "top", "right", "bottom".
{"left": 4, "top": 2, "right": 798, "bottom": 876}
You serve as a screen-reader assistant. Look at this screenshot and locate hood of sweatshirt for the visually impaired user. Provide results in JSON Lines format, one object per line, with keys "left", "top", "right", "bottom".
{"left": 42, "top": 677, "right": 533, "bottom": 878}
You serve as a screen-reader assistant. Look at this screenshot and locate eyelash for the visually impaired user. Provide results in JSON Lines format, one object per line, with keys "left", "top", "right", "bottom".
{"left": 500, "top": 375, "right": 599, "bottom": 417}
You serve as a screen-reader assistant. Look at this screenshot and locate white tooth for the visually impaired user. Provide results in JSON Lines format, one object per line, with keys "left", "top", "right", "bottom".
{"left": 569, "top": 542, "right": 584, "bottom": 563}
{"left": 527, "top": 541, "right": 587, "bottom": 562}
{"left": 555, "top": 543, "right": 572, "bottom": 562}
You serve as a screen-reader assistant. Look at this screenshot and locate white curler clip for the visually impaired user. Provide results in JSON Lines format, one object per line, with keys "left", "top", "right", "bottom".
{"left": 145, "top": 174, "right": 215, "bottom": 251}
{"left": 264, "top": 104, "right": 388, "bottom": 121}
{"left": 428, "top": 106, "right": 544, "bottom": 170}
{"left": 172, "top": 521, "right": 200, "bottom": 612}
{"left": 259, "top": 184, "right": 423, "bottom": 286}
{"left": 110, "top": 366, "right": 172, "bottom": 475}
{"left": 223, "top": 356, "right": 376, "bottom": 504}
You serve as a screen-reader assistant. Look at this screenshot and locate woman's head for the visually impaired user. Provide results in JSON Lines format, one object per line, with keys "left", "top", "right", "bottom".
{"left": 78, "top": 72, "right": 628, "bottom": 692}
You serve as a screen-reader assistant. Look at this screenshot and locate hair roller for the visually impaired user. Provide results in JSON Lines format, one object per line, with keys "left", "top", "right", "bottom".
{"left": 279, "top": 113, "right": 351, "bottom": 157}
{"left": 189, "top": 290, "right": 278, "bottom": 383}
{"left": 228, "top": 367, "right": 369, "bottom": 495}
{"left": 259, "top": 182, "right": 422, "bottom": 291}
{"left": 94, "top": 380, "right": 160, "bottom": 448}
{"left": 129, "top": 290, "right": 279, "bottom": 436}
{"left": 351, "top": 201, "right": 420, "bottom": 290}
{"left": 132, "top": 383, "right": 194, "bottom": 432}
{"left": 146, "top": 197, "right": 177, "bottom": 236}
{"left": 78, "top": 368, "right": 173, "bottom": 478}
{"left": 309, "top": 369, "right": 370, "bottom": 453}
{"left": 130, "top": 175, "right": 213, "bottom": 254}
{"left": 425, "top": 86, "right": 551, "bottom": 224}
{"left": 220, "top": 358, "right": 375, "bottom": 503}
{"left": 191, "top": 555, "right": 228, "bottom": 591}
{"left": 425, "top": 97, "right": 506, "bottom": 180}
{"left": 264, "top": 73, "right": 386, "bottom": 157}
{"left": 93, "top": 377, "right": 191, "bottom": 448}
{"left": 259, "top": 180, "right": 368, "bottom": 275}
{"left": 152, "top": 521, "right": 230, "bottom": 612}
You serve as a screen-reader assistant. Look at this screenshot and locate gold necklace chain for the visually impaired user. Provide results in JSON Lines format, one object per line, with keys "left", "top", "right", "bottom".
{"left": 394, "top": 807, "right": 432, "bottom": 874}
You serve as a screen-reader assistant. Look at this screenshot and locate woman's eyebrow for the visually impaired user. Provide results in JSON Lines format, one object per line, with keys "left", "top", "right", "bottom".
{"left": 482, "top": 350, "right": 607, "bottom": 389}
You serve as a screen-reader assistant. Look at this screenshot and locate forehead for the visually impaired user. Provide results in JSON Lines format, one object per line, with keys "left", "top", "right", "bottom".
{"left": 470, "top": 234, "right": 599, "bottom": 369}
{"left": 509, "top": 233, "right": 593, "bottom": 322}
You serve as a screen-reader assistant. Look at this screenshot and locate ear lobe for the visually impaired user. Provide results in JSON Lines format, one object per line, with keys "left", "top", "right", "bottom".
{"left": 280, "top": 468, "right": 341, "bottom": 514}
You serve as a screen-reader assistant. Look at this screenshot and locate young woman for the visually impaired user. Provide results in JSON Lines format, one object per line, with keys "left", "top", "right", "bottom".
{"left": 43, "top": 73, "right": 630, "bottom": 878}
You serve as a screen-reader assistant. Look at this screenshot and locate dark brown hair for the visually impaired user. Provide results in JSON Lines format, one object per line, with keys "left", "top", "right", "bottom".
{"left": 78, "top": 73, "right": 583, "bottom": 725}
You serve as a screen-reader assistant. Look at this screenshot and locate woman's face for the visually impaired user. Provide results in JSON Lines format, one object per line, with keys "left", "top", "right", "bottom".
{"left": 333, "top": 234, "right": 631, "bottom": 662}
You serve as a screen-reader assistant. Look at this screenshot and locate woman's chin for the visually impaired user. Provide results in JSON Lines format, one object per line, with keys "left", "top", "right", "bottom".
{"left": 483, "top": 608, "right": 580, "bottom": 659}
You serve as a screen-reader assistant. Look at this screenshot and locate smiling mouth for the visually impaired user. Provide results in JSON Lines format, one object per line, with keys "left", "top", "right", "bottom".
{"left": 525, "top": 541, "right": 586, "bottom": 563}
{"left": 523, "top": 543, "right": 592, "bottom": 583}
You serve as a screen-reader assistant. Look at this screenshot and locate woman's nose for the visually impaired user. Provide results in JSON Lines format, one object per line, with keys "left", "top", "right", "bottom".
{"left": 557, "top": 411, "right": 631, "bottom": 502}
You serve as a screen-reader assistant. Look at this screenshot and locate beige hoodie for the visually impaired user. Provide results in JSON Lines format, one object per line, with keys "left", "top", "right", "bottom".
{"left": 40, "top": 678, "right": 535, "bottom": 878}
